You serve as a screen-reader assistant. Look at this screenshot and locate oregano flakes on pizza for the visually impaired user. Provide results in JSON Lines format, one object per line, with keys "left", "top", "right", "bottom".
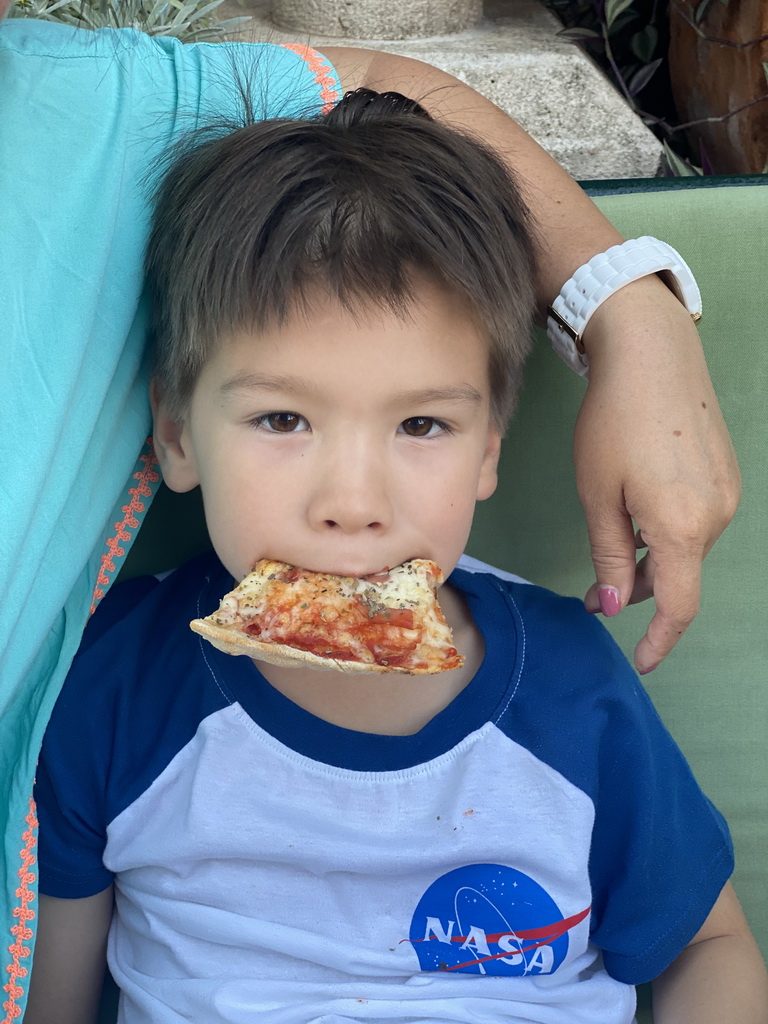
{"left": 189, "top": 558, "right": 463, "bottom": 674}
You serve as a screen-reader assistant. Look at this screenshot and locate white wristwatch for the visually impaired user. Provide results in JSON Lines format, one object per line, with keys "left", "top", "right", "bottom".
{"left": 546, "top": 236, "right": 703, "bottom": 378}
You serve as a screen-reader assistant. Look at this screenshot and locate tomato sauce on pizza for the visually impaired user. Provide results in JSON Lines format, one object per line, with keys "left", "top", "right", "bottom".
{"left": 190, "top": 559, "right": 463, "bottom": 675}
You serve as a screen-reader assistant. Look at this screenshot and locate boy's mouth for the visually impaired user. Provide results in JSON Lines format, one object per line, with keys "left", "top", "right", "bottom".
{"left": 299, "top": 563, "right": 394, "bottom": 581}
{"left": 260, "top": 558, "right": 423, "bottom": 582}
{"left": 362, "top": 567, "right": 393, "bottom": 582}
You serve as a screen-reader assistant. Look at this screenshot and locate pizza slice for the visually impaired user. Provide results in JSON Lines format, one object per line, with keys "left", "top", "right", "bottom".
{"left": 189, "top": 558, "right": 463, "bottom": 674}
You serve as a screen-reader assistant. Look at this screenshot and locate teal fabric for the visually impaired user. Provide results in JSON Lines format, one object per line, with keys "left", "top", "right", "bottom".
{"left": 0, "top": 22, "right": 339, "bottom": 1016}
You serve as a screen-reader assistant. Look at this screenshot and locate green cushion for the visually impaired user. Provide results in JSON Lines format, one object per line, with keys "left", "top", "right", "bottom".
{"left": 115, "top": 179, "right": 768, "bottom": 1021}
{"left": 471, "top": 182, "right": 768, "bottom": 970}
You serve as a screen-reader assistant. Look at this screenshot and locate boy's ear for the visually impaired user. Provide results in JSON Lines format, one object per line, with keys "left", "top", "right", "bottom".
{"left": 150, "top": 378, "right": 200, "bottom": 494}
{"left": 476, "top": 426, "right": 502, "bottom": 501}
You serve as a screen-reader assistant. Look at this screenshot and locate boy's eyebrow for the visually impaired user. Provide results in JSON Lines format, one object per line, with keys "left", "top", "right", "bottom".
{"left": 219, "top": 375, "right": 483, "bottom": 406}
{"left": 218, "top": 372, "right": 320, "bottom": 396}
{"left": 390, "top": 385, "right": 484, "bottom": 406}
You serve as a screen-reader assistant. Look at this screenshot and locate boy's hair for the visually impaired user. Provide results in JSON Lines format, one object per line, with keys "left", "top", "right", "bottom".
{"left": 146, "top": 88, "right": 537, "bottom": 430}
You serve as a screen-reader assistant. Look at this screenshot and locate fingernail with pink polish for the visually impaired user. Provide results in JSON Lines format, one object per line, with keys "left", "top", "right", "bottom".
{"left": 638, "top": 663, "right": 660, "bottom": 676}
{"left": 598, "top": 585, "right": 622, "bottom": 617}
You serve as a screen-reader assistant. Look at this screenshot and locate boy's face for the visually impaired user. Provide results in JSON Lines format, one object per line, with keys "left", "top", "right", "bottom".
{"left": 153, "top": 280, "right": 501, "bottom": 583}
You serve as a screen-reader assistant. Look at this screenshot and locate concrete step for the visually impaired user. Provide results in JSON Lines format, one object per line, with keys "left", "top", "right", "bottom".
{"left": 217, "top": 0, "right": 663, "bottom": 179}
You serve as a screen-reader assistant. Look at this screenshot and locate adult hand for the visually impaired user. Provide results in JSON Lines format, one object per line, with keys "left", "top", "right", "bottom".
{"left": 574, "top": 274, "right": 741, "bottom": 674}
{"left": 0, "top": 0, "right": 12, "bottom": 19}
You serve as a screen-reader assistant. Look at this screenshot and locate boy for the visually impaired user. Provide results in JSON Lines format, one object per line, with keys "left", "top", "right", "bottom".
{"left": 26, "top": 90, "right": 767, "bottom": 1024}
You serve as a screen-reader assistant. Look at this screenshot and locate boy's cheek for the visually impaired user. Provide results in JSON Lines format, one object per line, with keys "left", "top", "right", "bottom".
{"left": 202, "top": 487, "right": 291, "bottom": 581}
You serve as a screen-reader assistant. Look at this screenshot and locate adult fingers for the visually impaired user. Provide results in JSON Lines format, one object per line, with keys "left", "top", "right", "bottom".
{"left": 582, "top": 502, "right": 637, "bottom": 618}
{"left": 585, "top": 546, "right": 655, "bottom": 615}
{"left": 632, "top": 548, "right": 703, "bottom": 674}
{"left": 586, "top": 540, "right": 702, "bottom": 674}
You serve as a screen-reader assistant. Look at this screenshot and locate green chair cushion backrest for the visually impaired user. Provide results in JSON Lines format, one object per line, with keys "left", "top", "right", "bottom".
{"left": 468, "top": 179, "right": 768, "bottom": 963}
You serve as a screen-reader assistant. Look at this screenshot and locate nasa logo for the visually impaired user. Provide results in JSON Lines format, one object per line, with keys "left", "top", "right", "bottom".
{"left": 407, "top": 863, "right": 589, "bottom": 976}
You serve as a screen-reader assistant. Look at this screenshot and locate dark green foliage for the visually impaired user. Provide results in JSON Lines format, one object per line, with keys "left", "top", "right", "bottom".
{"left": 543, "top": 0, "right": 702, "bottom": 174}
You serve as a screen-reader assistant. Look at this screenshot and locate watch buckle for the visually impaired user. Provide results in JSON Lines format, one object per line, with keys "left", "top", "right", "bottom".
{"left": 547, "top": 305, "right": 586, "bottom": 354}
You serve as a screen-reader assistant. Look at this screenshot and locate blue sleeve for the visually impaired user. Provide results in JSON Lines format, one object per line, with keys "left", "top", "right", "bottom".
{"left": 35, "top": 741, "right": 116, "bottom": 899}
{"left": 498, "top": 583, "right": 734, "bottom": 985}
{"left": 586, "top": 661, "right": 733, "bottom": 984}
{"left": 34, "top": 555, "right": 232, "bottom": 899}
{"left": 33, "top": 574, "right": 164, "bottom": 898}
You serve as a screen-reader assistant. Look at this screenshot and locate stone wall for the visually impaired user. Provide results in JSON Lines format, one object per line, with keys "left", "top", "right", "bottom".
{"left": 220, "top": 0, "right": 663, "bottom": 179}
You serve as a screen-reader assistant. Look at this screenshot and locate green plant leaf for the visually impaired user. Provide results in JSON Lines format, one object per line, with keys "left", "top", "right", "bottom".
{"left": 169, "top": 2, "right": 197, "bottom": 27}
{"left": 557, "top": 26, "right": 601, "bottom": 41}
{"left": 182, "top": 0, "right": 227, "bottom": 24}
{"left": 604, "top": 0, "right": 636, "bottom": 29}
{"left": 694, "top": 0, "right": 715, "bottom": 23}
{"left": 36, "top": 0, "right": 72, "bottom": 14}
{"left": 630, "top": 24, "right": 659, "bottom": 62}
{"left": 627, "top": 57, "right": 663, "bottom": 97}
{"left": 662, "top": 140, "right": 703, "bottom": 177}
{"left": 148, "top": 0, "right": 170, "bottom": 20}
{"left": 10, "top": 0, "right": 252, "bottom": 39}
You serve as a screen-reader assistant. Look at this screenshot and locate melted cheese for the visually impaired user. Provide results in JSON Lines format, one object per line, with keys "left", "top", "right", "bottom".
{"left": 207, "top": 559, "right": 459, "bottom": 670}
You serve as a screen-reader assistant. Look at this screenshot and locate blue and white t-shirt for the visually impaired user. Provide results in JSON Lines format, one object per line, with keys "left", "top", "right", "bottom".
{"left": 35, "top": 552, "right": 733, "bottom": 1024}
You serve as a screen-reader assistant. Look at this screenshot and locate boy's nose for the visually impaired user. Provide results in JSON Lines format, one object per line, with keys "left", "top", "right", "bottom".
{"left": 307, "top": 442, "right": 393, "bottom": 535}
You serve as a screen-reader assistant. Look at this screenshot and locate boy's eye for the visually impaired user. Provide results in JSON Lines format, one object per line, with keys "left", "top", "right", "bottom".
{"left": 399, "top": 417, "right": 443, "bottom": 437}
{"left": 255, "top": 412, "right": 308, "bottom": 433}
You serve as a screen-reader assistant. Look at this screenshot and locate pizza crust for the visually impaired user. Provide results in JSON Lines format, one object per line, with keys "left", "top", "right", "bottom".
{"left": 189, "top": 617, "right": 431, "bottom": 674}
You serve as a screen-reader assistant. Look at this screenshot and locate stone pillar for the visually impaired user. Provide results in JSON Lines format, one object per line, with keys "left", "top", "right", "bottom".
{"left": 270, "top": 0, "right": 482, "bottom": 40}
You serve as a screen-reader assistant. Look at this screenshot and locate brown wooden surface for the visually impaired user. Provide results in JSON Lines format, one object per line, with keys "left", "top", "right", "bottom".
{"left": 669, "top": 0, "right": 768, "bottom": 173}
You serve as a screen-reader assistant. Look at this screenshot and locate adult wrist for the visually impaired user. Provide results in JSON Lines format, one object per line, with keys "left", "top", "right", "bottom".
{"left": 580, "top": 273, "right": 699, "bottom": 358}
{"left": 546, "top": 237, "right": 703, "bottom": 377}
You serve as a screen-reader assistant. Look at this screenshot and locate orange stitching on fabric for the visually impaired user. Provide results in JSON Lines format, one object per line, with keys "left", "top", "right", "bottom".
{"left": 89, "top": 439, "right": 160, "bottom": 615}
{"left": 280, "top": 44, "right": 340, "bottom": 113}
{"left": 2, "top": 798, "right": 38, "bottom": 1023}
{"left": 3, "top": 442, "right": 158, "bottom": 1016}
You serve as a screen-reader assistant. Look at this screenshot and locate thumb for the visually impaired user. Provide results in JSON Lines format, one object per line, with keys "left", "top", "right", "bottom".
{"left": 583, "top": 507, "right": 637, "bottom": 617}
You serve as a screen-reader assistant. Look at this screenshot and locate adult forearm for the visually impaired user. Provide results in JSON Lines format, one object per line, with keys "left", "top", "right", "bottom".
{"left": 328, "top": 47, "right": 623, "bottom": 319}
{"left": 652, "top": 934, "right": 768, "bottom": 1024}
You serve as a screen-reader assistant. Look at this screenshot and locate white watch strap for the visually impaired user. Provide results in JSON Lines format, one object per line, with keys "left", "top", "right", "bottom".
{"left": 547, "top": 236, "right": 703, "bottom": 378}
